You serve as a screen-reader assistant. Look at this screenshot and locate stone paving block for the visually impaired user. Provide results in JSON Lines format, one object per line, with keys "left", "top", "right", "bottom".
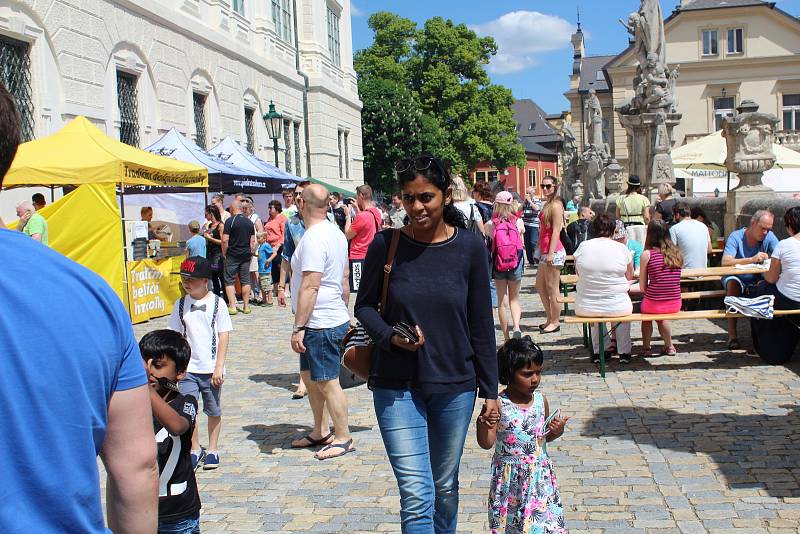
{"left": 122, "top": 270, "right": 800, "bottom": 532}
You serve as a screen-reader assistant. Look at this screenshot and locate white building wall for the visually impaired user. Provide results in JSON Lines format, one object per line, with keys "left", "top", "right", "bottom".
{"left": 0, "top": 0, "right": 363, "bottom": 187}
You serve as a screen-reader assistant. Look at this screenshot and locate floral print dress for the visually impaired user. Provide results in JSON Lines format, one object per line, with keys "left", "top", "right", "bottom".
{"left": 489, "top": 392, "right": 566, "bottom": 534}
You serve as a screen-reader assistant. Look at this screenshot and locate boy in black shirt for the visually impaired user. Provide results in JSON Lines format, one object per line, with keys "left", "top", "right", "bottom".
{"left": 140, "top": 330, "right": 202, "bottom": 533}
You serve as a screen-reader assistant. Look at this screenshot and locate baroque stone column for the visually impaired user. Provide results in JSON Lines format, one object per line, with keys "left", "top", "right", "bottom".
{"left": 618, "top": 111, "right": 682, "bottom": 198}
{"left": 722, "top": 100, "right": 779, "bottom": 234}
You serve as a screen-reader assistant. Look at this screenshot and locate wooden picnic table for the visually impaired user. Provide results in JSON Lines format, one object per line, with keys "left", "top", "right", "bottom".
{"left": 561, "top": 265, "right": 767, "bottom": 286}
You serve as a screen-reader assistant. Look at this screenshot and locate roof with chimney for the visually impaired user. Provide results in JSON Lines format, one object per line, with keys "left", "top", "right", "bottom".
{"left": 512, "top": 99, "right": 562, "bottom": 147}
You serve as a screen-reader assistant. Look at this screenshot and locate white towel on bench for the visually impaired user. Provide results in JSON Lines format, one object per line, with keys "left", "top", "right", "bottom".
{"left": 724, "top": 295, "right": 774, "bottom": 320}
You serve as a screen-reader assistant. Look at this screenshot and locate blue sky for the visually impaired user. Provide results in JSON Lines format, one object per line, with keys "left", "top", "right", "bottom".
{"left": 350, "top": 0, "right": 800, "bottom": 114}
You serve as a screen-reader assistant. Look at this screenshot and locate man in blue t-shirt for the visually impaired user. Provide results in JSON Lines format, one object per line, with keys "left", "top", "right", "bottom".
{"left": 721, "top": 210, "right": 780, "bottom": 349}
{"left": 0, "top": 84, "right": 157, "bottom": 533}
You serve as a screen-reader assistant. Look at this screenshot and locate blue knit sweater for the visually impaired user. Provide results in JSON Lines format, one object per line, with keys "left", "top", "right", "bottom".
{"left": 354, "top": 228, "right": 498, "bottom": 399}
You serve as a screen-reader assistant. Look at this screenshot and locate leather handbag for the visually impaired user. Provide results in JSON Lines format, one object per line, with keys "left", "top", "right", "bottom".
{"left": 342, "top": 229, "right": 401, "bottom": 380}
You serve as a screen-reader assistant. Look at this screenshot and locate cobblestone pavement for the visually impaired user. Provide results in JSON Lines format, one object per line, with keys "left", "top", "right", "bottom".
{"left": 132, "top": 271, "right": 800, "bottom": 533}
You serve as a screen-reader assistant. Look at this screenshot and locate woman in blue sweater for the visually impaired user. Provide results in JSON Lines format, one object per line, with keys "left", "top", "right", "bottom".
{"left": 355, "top": 155, "right": 499, "bottom": 534}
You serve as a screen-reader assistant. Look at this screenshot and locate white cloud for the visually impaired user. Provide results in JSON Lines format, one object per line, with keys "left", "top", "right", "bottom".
{"left": 471, "top": 11, "right": 574, "bottom": 75}
{"left": 351, "top": 2, "right": 364, "bottom": 17}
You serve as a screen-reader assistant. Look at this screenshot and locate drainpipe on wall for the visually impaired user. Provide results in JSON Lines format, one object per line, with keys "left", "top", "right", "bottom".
{"left": 292, "top": 0, "right": 312, "bottom": 178}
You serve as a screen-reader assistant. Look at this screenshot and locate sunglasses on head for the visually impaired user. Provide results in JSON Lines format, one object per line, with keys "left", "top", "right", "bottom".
{"left": 394, "top": 156, "right": 448, "bottom": 178}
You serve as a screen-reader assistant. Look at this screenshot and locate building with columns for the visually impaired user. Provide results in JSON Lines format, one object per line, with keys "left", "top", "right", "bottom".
{"left": 0, "top": 0, "right": 364, "bottom": 195}
{"left": 564, "top": 0, "right": 800, "bottom": 184}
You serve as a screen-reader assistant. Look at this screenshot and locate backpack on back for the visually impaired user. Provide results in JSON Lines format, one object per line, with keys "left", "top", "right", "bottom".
{"left": 492, "top": 216, "right": 521, "bottom": 272}
{"left": 466, "top": 204, "right": 480, "bottom": 234}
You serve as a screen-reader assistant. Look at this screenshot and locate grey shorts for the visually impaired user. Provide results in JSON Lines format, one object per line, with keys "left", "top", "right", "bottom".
{"left": 224, "top": 254, "right": 251, "bottom": 286}
{"left": 179, "top": 372, "right": 222, "bottom": 416}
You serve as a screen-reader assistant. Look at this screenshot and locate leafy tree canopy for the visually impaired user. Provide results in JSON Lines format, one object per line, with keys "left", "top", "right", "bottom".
{"left": 355, "top": 12, "right": 525, "bottom": 188}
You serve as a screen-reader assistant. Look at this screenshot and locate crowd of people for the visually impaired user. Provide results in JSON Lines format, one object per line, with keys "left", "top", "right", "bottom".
{"left": 3, "top": 71, "right": 800, "bottom": 533}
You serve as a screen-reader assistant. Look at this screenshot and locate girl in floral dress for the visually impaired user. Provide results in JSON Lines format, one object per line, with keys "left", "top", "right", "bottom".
{"left": 477, "top": 337, "right": 570, "bottom": 534}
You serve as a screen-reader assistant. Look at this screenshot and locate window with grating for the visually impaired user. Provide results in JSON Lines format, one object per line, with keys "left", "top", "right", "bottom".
{"left": 283, "top": 120, "right": 291, "bottom": 171}
{"left": 117, "top": 71, "right": 139, "bottom": 147}
{"left": 193, "top": 92, "right": 207, "bottom": 149}
{"left": 293, "top": 122, "right": 301, "bottom": 176}
{"left": 0, "top": 36, "right": 34, "bottom": 141}
{"left": 244, "top": 107, "right": 255, "bottom": 153}
{"left": 344, "top": 131, "right": 350, "bottom": 180}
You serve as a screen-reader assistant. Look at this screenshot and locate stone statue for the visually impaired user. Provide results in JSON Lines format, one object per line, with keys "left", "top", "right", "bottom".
{"left": 559, "top": 122, "right": 580, "bottom": 197}
{"left": 585, "top": 89, "right": 604, "bottom": 148}
{"left": 639, "top": 0, "right": 666, "bottom": 67}
{"left": 640, "top": 53, "right": 675, "bottom": 111}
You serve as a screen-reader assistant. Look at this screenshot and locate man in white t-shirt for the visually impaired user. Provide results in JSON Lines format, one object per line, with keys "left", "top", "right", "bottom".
{"left": 289, "top": 184, "right": 354, "bottom": 460}
{"left": 669, "top": 202, "right": 711, "bottom": 269}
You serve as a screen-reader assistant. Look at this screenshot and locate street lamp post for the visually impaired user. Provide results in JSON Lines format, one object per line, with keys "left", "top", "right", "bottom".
{"left": 263, "top": 100, "right": 283, "bottom": 167}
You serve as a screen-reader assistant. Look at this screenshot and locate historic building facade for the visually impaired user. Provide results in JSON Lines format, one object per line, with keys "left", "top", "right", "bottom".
{"left": 0, "top": 0, "right": 364, "bottom": 187}
{"left": 565, "top": 0, "right": 800, "bottom": 175}
{"left": 470, "top": 99, "right": 560, "bottom": 196}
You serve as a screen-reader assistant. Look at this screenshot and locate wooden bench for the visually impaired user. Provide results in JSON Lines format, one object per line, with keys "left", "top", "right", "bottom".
{"left": 564, "top": 309, "right": 800, "bottom": 378}
{"left": 560, "top": 274, "right": 722, "bottom": 286}
{"left": 556, "top": 289, "right": 726, "bottom": 305}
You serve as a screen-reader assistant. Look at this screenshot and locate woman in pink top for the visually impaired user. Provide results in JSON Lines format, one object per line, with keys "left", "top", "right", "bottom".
{"left": 639, "top": 221, "right": 683, "bottom": 356}
{"left": 265, "top": 200, "right": 286, "bottom": 298}
{"left": 535, "top": 175, "right": 566, "bottom": 333}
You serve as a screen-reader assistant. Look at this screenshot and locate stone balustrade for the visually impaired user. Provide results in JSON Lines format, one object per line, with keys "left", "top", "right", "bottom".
{"left": 775, "top": 129, "right": 800, "bottom": 152}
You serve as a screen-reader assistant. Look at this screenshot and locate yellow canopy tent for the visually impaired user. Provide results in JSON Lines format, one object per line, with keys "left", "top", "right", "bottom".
{"left": 5, "top": 116, "right": 208, "bottom": 187}
{"left": 5, "top": 116, "right": 208, "bottom": 320}
{"left": 6, "top": 183, "right": 126, "bottom": 303}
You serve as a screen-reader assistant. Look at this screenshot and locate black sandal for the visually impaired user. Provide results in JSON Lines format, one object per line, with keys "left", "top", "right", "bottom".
{"left": 314, "top": 439, "right": 356, "bottom": 460}
{"left": 291, "top": 432, "right": 334, "bottom": 449}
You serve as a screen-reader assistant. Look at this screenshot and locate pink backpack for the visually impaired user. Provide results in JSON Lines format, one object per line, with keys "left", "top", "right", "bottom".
{"left": 491, "top": 216, "right": 520, "bottom": 272}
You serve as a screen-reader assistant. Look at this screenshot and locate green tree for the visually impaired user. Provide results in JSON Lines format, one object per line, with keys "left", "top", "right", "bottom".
{"left": 355, "top": 12, "right": 525, "bottom": 187}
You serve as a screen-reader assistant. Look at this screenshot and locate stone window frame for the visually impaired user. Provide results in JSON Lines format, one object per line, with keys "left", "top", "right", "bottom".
{"left": 726, "top": 27, "right": 745, "bottom": 56}
{"left": 293, "top": 121, "right": 302, "bottom": 177}
{"left": 189, "top": 72, "right": 216, "bottom": 148}
{"left": 781, "top": 93, "right": 800, "bottom": 131}
{"left": 712, "top": 95, "right": 736, "bottom": 132}
{"left": 271, "top": 0, "right": 293, "bottom": 44}
{"left": 0, "top": 10, "right": 44, "bottom": 140}
{"left": 326, "top": 2, "right": 342, "bottom": 67}
{"left": 111, "top": 50, "right": 149, "bottom": 147}
{"left": 700, "top": 28, "right": 719, "bottom": 58}
{"left": 231, "top": 0, "right": 245, "bottom": 16}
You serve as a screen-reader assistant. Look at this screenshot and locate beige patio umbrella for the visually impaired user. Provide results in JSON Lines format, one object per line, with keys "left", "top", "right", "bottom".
{"left": 672, "top": 130, "right": 800, "bottom": 170}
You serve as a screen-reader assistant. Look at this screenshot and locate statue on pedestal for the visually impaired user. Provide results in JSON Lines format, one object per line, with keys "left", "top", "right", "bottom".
{"left": 559, "top": 122, "right": 580, "bottom": 198}
{"left": 616, "top": 0, "right": 682, "bottom": 195}
{"left": 721, "top": 99, "right": 780, "bottom": 234}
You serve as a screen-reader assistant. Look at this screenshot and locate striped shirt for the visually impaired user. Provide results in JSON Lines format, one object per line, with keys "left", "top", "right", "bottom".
{"left": 644, "top": 249, "right": 681, "bottom": 302}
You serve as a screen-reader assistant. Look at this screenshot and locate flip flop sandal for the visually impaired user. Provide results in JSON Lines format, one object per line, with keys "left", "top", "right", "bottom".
{"left": 661, "top": 346, "right": 677, "bottom": 356}
{"left": 291, "top": 432, "right": 334, "bottom": 449}
{"left": 314, "top": 439, "right": 356, "bottom": 460}
{"left": 291, "top": 390, "right": 308, "bottom": 399}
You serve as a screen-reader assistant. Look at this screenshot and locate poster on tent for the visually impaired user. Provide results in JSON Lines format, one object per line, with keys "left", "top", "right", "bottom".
{"left": 127, "top": 256, "right": 184, "bottom": 324}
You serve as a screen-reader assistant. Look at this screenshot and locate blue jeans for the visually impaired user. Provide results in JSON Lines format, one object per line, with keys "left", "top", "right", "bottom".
{"left": 524, "top": 225, "right": 539, "bottom": 264}
{"left": 158, "top": 513, "right": 200, "bottom": 534}
{"left": 373, "top": 388, "right": 476, "bottom": 534}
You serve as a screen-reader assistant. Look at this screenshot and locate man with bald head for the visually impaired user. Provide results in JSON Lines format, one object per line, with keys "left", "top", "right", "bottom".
{"left": 222, "top": 199, "right": 256, "bottom": 314}
{"left": 289, "top": 184, "right": 354, "bottom": 459}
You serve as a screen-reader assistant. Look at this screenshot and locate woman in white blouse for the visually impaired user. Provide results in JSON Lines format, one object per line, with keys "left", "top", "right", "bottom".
{"left": 574, "top": 213, "right": 636, "bottom": 364}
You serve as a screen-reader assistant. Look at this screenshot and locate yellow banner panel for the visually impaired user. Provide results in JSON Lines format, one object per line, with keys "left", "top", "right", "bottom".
{"left": 127, "top": 256, "right": 185, "bottom": 324}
